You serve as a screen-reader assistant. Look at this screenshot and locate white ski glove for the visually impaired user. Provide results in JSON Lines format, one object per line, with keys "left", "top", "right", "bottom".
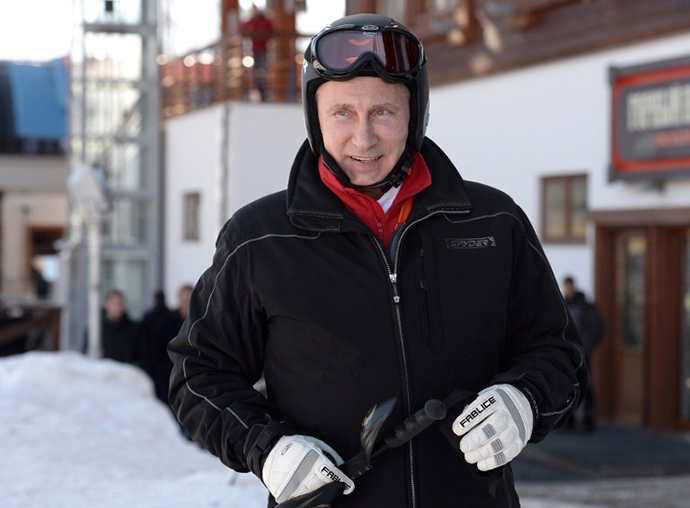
{"left": 452, "top": 384, "right": 534, "bottom": 471}
{"left": 261, "top": 435, "right": 355, "bottom": 503}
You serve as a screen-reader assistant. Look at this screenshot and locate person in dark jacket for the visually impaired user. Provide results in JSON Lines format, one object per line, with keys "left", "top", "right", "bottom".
{"left": 169, "top": 13, "right": 588, "bottom": 508}
{"left": 102, "top": 289, "right": 143, "bottom": 366}
{"left": 240, "top": 6, "right": 274, "bottom": 101}
{"left": 149, "top": 285, "right": 192, "bottom": 405}
{"left": 563, "top": 276, "right": 603, "bottom": 432}
{"left": 141, "top": 290, "right": 169, "bottom": 379}
{"left": 142, "top": 290, "right": 169, "bottom": 342}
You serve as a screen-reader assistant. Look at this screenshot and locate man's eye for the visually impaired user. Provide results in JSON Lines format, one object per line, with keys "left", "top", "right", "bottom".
{"left": 375, "top": 109, "right": 390, "bottom": 116}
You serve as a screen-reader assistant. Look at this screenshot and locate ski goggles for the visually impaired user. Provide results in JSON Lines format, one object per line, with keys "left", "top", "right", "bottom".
{"left": 309, "top": 25, "right": 424, "bottom": 82}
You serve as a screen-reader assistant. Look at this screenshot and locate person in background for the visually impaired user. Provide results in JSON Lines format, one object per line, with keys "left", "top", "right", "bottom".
{"left": 142, "top": 290, "right": 169, "bottom": 344}
{"left": 563, "top": 276, "right": 604, "bottom": 432}
{"left": 240, "top": 5, "right": 274, "bottom": 101}
{"left": 169, "top": 13, "right": 588, "bottom": 507}
{"left": 31, "top": 261, "right": 49, "bottom": 300}
{"left": 101, "top": 289, "right": 143, "bottom": 366}
{"left": 149, "top": 285, "right": 193, "bottom": 405}
{"left": 141, "top": 290, "right": 169, "bottom": 381}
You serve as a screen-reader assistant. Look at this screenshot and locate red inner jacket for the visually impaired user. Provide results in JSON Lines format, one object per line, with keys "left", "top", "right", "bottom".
{"left": 319, "top": 152, "right": 432, "bottom": 247}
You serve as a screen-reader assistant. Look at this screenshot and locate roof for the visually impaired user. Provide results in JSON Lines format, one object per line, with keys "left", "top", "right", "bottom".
{"left": 0, "top": 58, "right": 68, "bottom": 151}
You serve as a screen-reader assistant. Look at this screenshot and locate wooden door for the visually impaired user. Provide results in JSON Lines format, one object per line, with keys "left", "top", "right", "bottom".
{"left": 612, "top": 231, "right": 648, "bottom": 425}
{"left": 680, "top": 229, "right": 690, "bottom": 429}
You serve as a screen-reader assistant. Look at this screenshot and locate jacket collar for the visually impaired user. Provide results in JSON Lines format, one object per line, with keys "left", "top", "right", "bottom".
{"left": 286, "top": 137, "right": 472, "bottom": 232}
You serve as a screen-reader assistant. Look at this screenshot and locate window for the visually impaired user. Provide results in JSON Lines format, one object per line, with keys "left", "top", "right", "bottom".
{"left": 541, "top": 174, "right": 588, "bottom": 243}
{"left": 182, "top": 192, "right": 201, "bottom": 241}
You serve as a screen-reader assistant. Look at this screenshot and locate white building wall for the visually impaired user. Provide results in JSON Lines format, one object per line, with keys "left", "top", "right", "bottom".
{"left": 227, "top": 102, "right": 307, "bottom": 216}
{"left": 164, "top": 102, "right": 304, "bottom": 303}
{"left": 427, "top": 31, "right": 690, "bottom": 296}
{"left": 164, "top": 104, "right": 225, "bottom": 305}
{"left": 0, "top": 156, "right": 69, "bottom": 191}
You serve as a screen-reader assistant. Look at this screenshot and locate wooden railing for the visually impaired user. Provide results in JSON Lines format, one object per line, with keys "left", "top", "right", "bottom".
{"left": 0, "top": 303, "right": 61, "bottom": 354}
{"left": 161, "top": 31, "right": 310, "bottom": 118}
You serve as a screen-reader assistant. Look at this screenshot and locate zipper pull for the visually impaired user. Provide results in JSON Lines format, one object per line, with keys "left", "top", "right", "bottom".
{"left": 390, "top": 273, "right": 401, "bottom": 303}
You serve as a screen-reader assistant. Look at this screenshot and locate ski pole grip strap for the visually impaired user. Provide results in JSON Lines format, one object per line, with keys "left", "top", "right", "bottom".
{"left": 384, "top": 399, "right": 447, "bottom": 449}
{"left": 437, "top": 388, "right": 477, "bottom": 457}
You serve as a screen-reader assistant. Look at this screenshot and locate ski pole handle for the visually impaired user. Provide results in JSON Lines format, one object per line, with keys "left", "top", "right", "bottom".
{"left": 383, "top": 399, "right": 447, "bottom": 449}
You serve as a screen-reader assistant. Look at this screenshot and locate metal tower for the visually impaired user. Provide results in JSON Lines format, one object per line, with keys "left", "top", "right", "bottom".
{"left": 65, "top": 0, "right": 162, "bottom": 351}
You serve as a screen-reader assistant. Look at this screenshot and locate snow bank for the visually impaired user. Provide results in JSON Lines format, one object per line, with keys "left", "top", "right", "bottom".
{"left": 0, "top": 351, "right": 266, "bottom": 508}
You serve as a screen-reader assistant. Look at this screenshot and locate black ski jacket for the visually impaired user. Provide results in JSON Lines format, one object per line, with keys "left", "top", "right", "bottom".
{"left": 168, "top": 138, "right": 587, "bottom": 508}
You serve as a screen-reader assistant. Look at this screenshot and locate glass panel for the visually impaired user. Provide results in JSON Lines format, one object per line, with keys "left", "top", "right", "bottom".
{"left": 84, "top": 83, "right": 142, "bottom": 136}
{"left": 571, "top": 176, "right": 588, "bottom": 240}
{"left": 101, "top": 257, "right": 147, "bottom": 319}
{"left": 616, "top": 234, "right": 646, "bottom": 348}
{"left": 544, "top": 179, "right": 566, "bottom": 239}
{"left": 681, "top": 231, "right": 690, "bottom": 420}
{"left": 107, "top": 142, "right": 143, "bottom": 191}
{"left": 84, "top": 33, "right": 143, "bottom": 81}
{"left": 70, "top": 81, "right": 84, "bottom": 135}
{"left": 103, "top": 197, "right": 148, "bottom": 246}
{"left": 83, "top": 139, "right": 107, "bottom": 167}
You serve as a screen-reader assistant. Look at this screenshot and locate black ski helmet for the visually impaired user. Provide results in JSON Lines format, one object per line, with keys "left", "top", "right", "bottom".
{"left": 302, "top": 13, "right": 430, "bottom": 191}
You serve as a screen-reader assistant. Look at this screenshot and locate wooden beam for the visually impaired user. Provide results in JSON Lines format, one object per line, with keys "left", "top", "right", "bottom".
{"left": 593, "top": 225, "right": 615, "bottom": 420}
{"left": 590, "top": 208, "right": 690, "bottom": 227}
{"left": 221, "top": 0, "right": 239, "bottom": 36}
{"left": 420, "top": 0, "right": 690, "bottom": 86}
{"left": 272, "top": 0, "right": 296, "bottom": 102}
{"left": 512, "top": 0, "right": 578, "bottom": 12}
{"left": 346, "top": 0, "right": 376, "bottom": 15}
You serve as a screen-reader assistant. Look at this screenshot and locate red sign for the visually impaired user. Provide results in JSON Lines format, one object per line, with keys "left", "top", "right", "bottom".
{"left": 610, "top": 56, "right": 690, "bottom": 181}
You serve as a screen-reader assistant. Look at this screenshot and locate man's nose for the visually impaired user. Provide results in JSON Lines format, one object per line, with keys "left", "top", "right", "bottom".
{"left": 352, "top": 118, "right": 377, "bottom": 150}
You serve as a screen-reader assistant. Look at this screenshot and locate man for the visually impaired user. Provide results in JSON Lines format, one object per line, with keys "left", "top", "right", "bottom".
{"left": 142, "top": 290, "right": 170, "bottom": 345}
{"left": 563, "top": 276, "right": 603, "bottom": 432}
{"left": 169, "top": 14, "right": 587, "bottom": 507}
{"left": 101, "top": 289, "right": 143, "bottom": 366}
{"left": 240, "top": 6, "right": 274, "bottom": 101}
{"left": 148, "top": 285, "right": 192, "bottom": 405}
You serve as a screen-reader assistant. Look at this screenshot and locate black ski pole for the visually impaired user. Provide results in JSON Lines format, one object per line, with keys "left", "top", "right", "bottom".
{"left": 341, "top": 398, "right": 447, "bottom": 479}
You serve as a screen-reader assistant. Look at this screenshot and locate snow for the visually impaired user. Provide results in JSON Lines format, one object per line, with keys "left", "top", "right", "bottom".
{"left": 0, "top": 351, "right": 266, "bottom": 508}
{"left": 2, "top": 351, "right": 690, "bottom": 508}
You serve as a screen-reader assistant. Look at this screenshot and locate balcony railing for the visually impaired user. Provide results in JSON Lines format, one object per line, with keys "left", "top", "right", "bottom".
{"left": 161, "top": 30, "right": 311, "bottom": 118}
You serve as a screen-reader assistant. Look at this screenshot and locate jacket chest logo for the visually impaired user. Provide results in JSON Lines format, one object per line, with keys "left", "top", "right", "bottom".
{"left": 444, "top": 236, "right": 496, "bottom": 250}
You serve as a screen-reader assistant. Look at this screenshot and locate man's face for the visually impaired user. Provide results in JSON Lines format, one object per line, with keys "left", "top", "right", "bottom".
{"left": 178, "top": 288, "right": 193, "bottom": 320}
{"left": 105, "top": 293, "right": 125, "bottom": 321}
{"left": 317, "top": 77, "right": 410, "bottom": 188}
{"left": 564, "top": 281, "right": 575, "bottom": 299}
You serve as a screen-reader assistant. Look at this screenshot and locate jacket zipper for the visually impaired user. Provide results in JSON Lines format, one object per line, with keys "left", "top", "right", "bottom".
{"left": 371, "top": 236, "right": 416, "bottom": 507}
{"left": 371, "top": 208, "right": 470, "bottom": 508}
